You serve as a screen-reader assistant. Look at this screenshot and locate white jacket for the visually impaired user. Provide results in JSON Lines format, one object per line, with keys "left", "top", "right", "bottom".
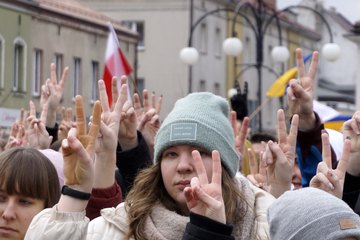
{"left": 25, "top": 177, "right": 274, "bottom": 240}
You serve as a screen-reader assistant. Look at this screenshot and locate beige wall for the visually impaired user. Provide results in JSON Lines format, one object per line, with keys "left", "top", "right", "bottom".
{"left": 0, "top": 1, "right": 137, "bottom": 124}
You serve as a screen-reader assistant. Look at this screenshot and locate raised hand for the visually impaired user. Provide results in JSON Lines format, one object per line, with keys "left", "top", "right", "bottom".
{"left": 138, "top": 108, "right": 160, "bottom": 158}
{"left": 230, "top": 112, "right": 250, "bottom": 161}
{"left": 263, "top": 109, "right": 299, "bottom": 198}
{"left": 247, "top": 147, "right": 269, "bottom": 192}
{"left": 5, "top": 122, "right": 25, "bottom": 149}
{"left": 132, "top": 89, "right": 163, "bottom": 154}
{"left": 134, "top": 89, "right": 163, "bottom": 126}
{"left": 26, "top": 101, "right": 52, "bottom": 149}
{"left": 183, "top": 150, "right": 225, "bottom": 223}
{"left": 287, "top": 48, "right": 318, "bottom": 130}
{"left": 5, "top": 109, "right": 26, "bottom": 149}
{"left": 342, "top": 112, "right": 360, "bottom": 176}
{"left": 61, "top": 96, "right": 101, "bottom": 192}
{"left": 40, "top": 63, "right": 68, "bottom": 128}
{"left": 310, "top": 132, "right": 351, "bottom": 198}
{"left": 58, "top": 107, "right": 74, "bottom": 141}
{"left": 94, "top": 80, "right": 128, "bottom": 188}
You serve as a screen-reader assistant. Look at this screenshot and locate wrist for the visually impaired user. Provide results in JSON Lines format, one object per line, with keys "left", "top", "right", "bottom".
{"left": 118, "top": 136, "right": 138, "bottom": 151}
{"left": 347, "top": 152, "right": 360, "bottom": 176}
{"left": 61, "top": 185, "right": 91, "bottom": 200}
{"left": 270, "top": 183, "right": 291, "bottom": 198}
{"left": 298, "top": 112, "right": 317, "bottom": 130}
{"left": 57, "top": 194, "right": 89, "bottom": 212}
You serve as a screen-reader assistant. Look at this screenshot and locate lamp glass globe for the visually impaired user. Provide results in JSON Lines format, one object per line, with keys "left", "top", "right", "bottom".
{"left": 223, "top": 37, "right": 243, "bottom": 56}
{"left": 322, "top": 43, "right": 340, "bottom": 62}
{"left": 179, "top": 47, "right": 199, "bottom": 65}
{"left": 271, "top": 46, "right": 290, "bottom": 62}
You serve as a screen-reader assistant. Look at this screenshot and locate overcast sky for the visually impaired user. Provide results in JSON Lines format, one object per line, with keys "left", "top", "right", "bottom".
{"left": 277, "top": 0, "right": 360, "bottom": 24}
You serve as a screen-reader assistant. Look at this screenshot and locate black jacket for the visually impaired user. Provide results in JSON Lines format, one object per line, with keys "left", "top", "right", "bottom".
{"left": 183, "top": 213, "right": 234, "bottom": 240}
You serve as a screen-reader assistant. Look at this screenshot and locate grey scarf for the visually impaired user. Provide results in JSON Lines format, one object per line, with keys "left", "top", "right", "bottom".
{"left": 142, "top": 174, "right": 257, "bottom": 240}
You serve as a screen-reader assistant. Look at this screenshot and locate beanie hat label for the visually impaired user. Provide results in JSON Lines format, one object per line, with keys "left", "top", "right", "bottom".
{"left": 170, "top": 123, "right": 197, "bottom": 141}
{"left": 340, "top": 218, "right": 358, "bottom": 230}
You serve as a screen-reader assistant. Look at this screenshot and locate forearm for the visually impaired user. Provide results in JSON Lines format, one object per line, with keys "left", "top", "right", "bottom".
{"left": 269, "top": 183, "right": 291, "bottom": 198}
{"left": 94, "top": 152, "right": 116, "bottom": 188}
{"left": 118, "top": 135, "right": 138, "bottom": 151}
{"left": 57, "top": 194, "right": 89, "bottom": 212}
{"left": 46, "top": 108, "right": 57, "bottom": 128}
{"left": 24, "top": 206, "right": 88, "bottom": 240}
{"left": 347, "top": 152, "right": 360, "bottom": 176}
{"left": 298, "top": 111, "right": 317, "bottom": 131}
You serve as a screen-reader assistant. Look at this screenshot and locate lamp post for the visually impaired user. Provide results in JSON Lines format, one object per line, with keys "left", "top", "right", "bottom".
{"left": 180, "top": 0, "right": 340, "bottom": 131}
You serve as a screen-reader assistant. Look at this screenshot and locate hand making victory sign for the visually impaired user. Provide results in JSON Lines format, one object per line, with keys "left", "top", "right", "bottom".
{"left": 310, "top": 131, "right": 351, "bottom": 198}
{"left": 287, "top": 48, "right": 319, "bottom": 130}
{"left": 183, "top": 150, "right": 226, "bottom": 224}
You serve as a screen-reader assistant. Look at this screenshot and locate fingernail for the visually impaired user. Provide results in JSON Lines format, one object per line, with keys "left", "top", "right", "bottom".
{"left": 328, "top": 183, "right": 335, "bottom": 190}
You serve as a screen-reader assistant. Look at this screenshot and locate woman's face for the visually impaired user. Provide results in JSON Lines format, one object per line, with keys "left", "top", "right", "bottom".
{"left": 0, "top": 190, "right": 45, "bottom": 240}
{"left": 161, "top": 145, "right": 213, "bottom": 214}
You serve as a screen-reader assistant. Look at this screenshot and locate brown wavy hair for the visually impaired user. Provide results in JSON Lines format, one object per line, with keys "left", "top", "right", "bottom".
{"left": 124, "top": 162, "right": 252, "bottom": 240}
{"left": 0, "top": 147, "right": 60, "bottom": 208}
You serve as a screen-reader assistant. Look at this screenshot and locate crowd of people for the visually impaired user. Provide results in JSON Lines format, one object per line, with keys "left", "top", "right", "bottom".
{"left": 1, "top": 48, "right": 360, "bottom": 239}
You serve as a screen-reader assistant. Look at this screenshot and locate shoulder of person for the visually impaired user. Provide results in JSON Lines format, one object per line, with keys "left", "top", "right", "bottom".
{"left": 88, "top": 202, "right": 128, "bottom": 238}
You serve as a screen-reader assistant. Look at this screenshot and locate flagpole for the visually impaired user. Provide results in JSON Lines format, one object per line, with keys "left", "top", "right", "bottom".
{"left": 248, "top": 97, "right": 271, "bottom": 120}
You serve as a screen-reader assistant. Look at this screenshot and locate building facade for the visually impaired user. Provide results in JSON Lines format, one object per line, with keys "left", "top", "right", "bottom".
{"left": 79, "top": 0, "right": 340, "bottom": 131}
{"left": 0, "top": 0, "right": 137, "bottom": 126}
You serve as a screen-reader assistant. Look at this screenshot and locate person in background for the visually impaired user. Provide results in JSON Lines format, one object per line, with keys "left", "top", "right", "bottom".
{"left": 268, "top": 187, "right": 360, "bottom": 240}
{"left": 286, "top": 48, "right": 337, "bottom": 187}
{"left": 0, "top": 147, "right": 60, "bottom": 240}
{"left": 24, "top": 92, "right": 288, "bottom": 240}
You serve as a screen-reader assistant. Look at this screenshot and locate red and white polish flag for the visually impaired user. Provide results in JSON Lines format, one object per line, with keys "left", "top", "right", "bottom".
{"left": 103, "top": 22, "right": 133, "bottom": 105}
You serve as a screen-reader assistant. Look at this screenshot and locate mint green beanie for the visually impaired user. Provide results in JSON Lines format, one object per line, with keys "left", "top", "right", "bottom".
{"left": 154, "top": 92, "right": 239, "bottom": 177}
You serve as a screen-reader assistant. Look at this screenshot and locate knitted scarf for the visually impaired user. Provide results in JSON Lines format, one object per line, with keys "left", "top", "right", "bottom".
{"left": 142, "top": 174, "right": 256, "bottom": 240}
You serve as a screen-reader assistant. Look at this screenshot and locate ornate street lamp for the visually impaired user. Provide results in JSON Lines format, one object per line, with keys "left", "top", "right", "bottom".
{"left": 180, "top": 0, "right": 340, "bottom": 131}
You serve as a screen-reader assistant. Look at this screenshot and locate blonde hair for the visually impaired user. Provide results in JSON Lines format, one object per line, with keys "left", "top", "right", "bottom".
{"left": 124, "top": 162, "right": 252, "bottom": 240}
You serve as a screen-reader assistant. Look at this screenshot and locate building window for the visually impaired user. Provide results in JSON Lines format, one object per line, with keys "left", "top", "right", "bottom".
{"left": 214, "top": 82, "right": 220, "bottom": 95}
{"left": 33, "top": 49, "right": 43, "bottom": 97}
{"left": 199, "top": 23, "right": 208, "bottom": 54}
{"left": 0, "top": 35, "right": 4, "bottom": 89}
{"left": 199, "top": 80, "right": 206, "bottom": 92}
{"left": 73, "top": 57, "right": 82, "bottom": 98}
{"left": 13, "top": 37, "right": 27, "bottom": 93}
{"left": 54, "top": 53, "right": 63, "bottom": 82}
{"left": 122, "top": 21, "right": 145, "bottom": 49}
{"left": 215, "top": 28, "right": 222, "bottom": 58}
{"left": 91, "top": 61, "right": 99, "bottom": 102}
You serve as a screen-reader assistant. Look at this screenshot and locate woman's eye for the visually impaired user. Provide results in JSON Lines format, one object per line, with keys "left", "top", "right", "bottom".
{"left": 0, "top": 194, "right": 7, "bottom": 202}
{"left": 18, "top": 198, "right": 32, "bottom": 205}
{"left": 163, "top": 151, "right": 177, "bottom": 158}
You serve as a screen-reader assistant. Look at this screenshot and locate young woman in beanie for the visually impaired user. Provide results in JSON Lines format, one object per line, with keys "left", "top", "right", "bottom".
{"left": 24, "top": 87, "right": 302, "bottom": 240}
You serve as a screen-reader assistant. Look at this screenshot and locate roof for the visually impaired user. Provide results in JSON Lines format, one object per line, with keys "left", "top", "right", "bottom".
{"left": 31, "top": 0, "right": 136, "bottom": 36}
{"left": 326, "top": 9, "right": 354, "bottom": 32}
